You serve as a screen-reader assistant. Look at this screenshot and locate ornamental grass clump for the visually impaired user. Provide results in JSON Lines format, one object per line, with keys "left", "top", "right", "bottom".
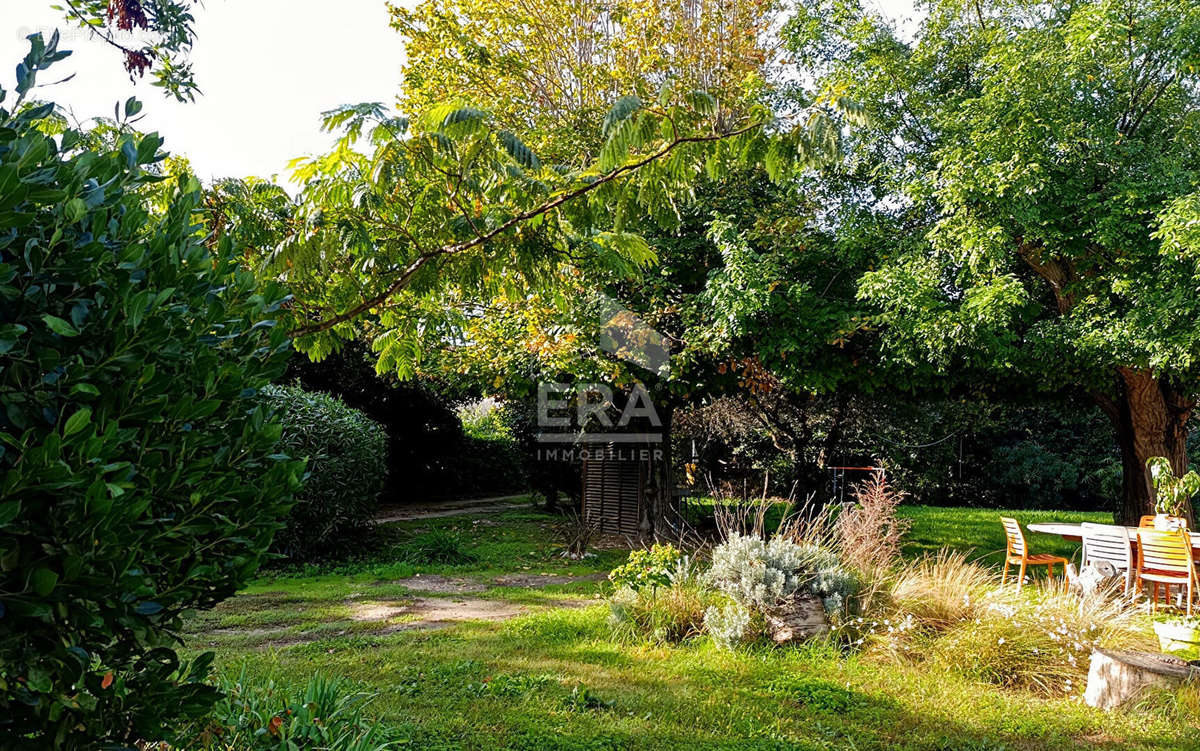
{"left": 926, "top": 590, "right": 1153, "bottom": 694}
{"left": 887, "top": 550, "right": 995, "bottom": 632}
{"left": 870, "top": 551, "right": 1154, "bottom": 695}
{"left": 607, "top": 550, "right": 713, "bottom": 644}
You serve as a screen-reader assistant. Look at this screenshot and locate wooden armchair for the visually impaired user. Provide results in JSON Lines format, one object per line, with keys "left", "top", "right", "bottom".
{"left": 1000, "top": 517, "right": 1068, "bottom": 592}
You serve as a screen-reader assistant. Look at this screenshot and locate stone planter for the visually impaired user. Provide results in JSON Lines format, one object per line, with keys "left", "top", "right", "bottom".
{"left": 764, "top": 594, "right": 828, "bottom": 644}
{"left": 1153, "top": 621, "right": 1200, "bottom": 661}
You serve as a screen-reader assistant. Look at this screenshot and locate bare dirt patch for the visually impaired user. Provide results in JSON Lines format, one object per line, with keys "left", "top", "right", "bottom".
{"left": 391, "top": 575, "right": 488, "bottom": 593}
{"left": 492, "top": 572, "right": 607, "bottom": 587}
{"left": 374, "top": 495, "right": 531, "bottom": 523}
{"left": 350, "top": 596, "right": 575, "bottom": 630}
{"left": 201, "top": 594, "right": 594, "bottom": 647}
{"left": 349, "top": 601, "right": 412, "bottom": 621}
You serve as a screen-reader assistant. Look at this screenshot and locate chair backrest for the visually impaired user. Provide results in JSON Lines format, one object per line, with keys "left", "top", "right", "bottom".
{"left": 1139, "top": 515, "right": 1157, "bottom": 528}
{"left": 1136, "top": 528, "right": 1195, "bottom": 576}
{"left": 1000, "top": 517, "right": 1025, "bottom": 557}
{"left": 1081, "top": 522, "right": 1132, "bottom": 570}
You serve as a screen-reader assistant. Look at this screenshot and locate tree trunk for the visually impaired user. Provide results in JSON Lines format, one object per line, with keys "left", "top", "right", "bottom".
{"left": 1084, "top": 649, "right": 1199, "bottom": 710}
{"left": 640, "top": 405, "right": 676, "bottom": 538}
{"left": 763, "top": 594, "right": 829, "bottom": 643}
{"left": 1094, "top": 368, "right": 1194, "bottom": 527}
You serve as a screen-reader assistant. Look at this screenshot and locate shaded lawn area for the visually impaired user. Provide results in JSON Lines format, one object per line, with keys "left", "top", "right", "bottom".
{"left": 184, "top": 506, "right": 1196, "bottom": 751}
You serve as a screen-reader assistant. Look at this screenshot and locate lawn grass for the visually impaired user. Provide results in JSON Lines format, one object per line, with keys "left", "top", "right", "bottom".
{"left": 182, "top": 504, "right": 1199, "bottom": 751}
{"left": 900, "top": 505, "right": 1109, "bottom": 566}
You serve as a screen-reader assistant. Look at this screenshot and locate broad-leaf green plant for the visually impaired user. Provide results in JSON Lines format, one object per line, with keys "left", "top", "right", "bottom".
{"left": 0, "top": 35, "right": 303, "bottom": 746}
{"left": 1145, "top": 457, "right": 1200, "bottom": 517}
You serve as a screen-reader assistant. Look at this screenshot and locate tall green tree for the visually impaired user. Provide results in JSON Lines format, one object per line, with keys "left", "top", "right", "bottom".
{"left": 376, "top": 0, "right": 867, "bottom": 396}
{"left": 260, "top": 87, "right": 849, "bottom": 373}
{"left": 391, "top": 0, "right": 786, "bottom": 163}
{"left": 784, "top": 0, "right": 1200, "bottom": 523}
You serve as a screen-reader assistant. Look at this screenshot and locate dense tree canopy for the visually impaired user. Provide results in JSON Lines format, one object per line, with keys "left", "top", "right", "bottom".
{"left": 391, "top": 0, "right": 786, "bottom": 163}
{"left": 238, "top": 81, "right": 853, "bottom": 379}
{"left": 374, "top": 0, "right": 868, "bottom": 400}
{"left": 777, "top": 0, "right": 1200, "bottom": 523}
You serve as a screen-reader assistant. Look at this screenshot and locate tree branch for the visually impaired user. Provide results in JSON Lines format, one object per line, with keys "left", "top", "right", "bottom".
{"left": 292, "top": 121, "right": 766, "bottom": 336}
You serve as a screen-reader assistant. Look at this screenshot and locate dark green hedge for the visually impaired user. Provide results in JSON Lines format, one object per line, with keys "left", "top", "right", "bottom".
{"left": 261, "top": 385, "right": 387, "bottom": 557}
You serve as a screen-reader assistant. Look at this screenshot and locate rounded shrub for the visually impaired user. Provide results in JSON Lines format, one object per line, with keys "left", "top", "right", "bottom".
{"left": 260, "top": 384, "right": 387, "bottom": 557}
{"left": 0, "top": 35, "right": 303, "bottom": 746}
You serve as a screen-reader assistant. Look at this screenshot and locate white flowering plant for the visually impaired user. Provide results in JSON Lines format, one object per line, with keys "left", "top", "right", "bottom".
{"left": 704, "top": 602, "right": 753, "bottom": 649}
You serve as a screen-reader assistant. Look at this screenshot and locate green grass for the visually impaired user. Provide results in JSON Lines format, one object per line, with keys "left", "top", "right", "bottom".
{"left": 900, "top": 505, "right": 1109, "bottom": 566}
{"left": 182, "top": 505, "right": 1199, "bottom": 751}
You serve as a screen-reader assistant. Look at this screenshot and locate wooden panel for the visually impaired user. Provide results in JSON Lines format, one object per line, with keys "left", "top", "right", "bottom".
{"left": 582, "top": 447, "right": 644, "bottom": 536}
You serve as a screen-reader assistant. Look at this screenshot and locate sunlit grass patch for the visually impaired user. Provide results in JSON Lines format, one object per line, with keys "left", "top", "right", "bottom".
{"left": 182, "top": 506, "right": 1200, "bottom": 750}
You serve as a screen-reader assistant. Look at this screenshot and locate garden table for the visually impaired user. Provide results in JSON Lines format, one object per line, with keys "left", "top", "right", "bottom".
{"left": 1027, "top": 522, "right": 1200, "bottom": 562}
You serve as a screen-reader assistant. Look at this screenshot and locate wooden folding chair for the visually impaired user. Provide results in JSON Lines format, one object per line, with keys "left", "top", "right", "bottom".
{"left": 1080, "top": 522, "right": 1135, "bottom": 595}
{"left": 1000, "top": 517, "right": 1068, "bottom": 592}
{"left": 1136, "top": 528, "right": 1199, "bottom": 615}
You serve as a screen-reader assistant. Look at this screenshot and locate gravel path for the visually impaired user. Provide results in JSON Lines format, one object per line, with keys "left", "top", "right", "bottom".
{"left": 373, "top": 494, "right": 533, "bottom": 523}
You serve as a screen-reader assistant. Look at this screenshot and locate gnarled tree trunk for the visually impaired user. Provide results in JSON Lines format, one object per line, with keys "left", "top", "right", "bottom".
{"left": 1094, "top": 368, "right": 1195, "bottom": 527}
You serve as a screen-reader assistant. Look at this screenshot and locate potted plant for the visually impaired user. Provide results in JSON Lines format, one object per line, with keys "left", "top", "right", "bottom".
{"left": 1154, "top": 615, "right": 1200, "bottom": 661}
{"left": 1145, "top": 457, "right": 1200, "bottom": 530}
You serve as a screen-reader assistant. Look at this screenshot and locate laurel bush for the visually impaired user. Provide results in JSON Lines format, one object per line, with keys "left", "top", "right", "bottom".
{"left": 260, "top": 385, "right": 387, "bottom": 558}
{"left": 0, "top": 35, "right": 302, "bottom": 746}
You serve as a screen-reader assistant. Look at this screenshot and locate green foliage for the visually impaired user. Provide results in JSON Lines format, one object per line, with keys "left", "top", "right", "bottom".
{"left": 260, "top": 385, "right": 387, "bottom": 558}
{"left": 767, "top": 675, "right": 871, "bottom": 714}
{"left": 774, "top": 0, "right": 1200, "bottom": 516}
{"left": 180, "top": 670, "right": 399, "bottom": 750}
{"left": 242, "top": 79, "right": 853, "bottom": 378}
{"left": 391, "top": 0, "right": 786, "bottom": 164}
{"left": 607, "top": 543, "right": 685, "bottom": 591}
{"left": 607, "top": 555, "right": 713, "bottom": 644}
{"left": 1145, "top": 456, "right": 1200, "bottom": 516}
{"left": 562, "top": 684, "right": 613, "bottom": 712}
{"left": 44, "top": 2, "right": 205, "bottom": 100}
{"left": 0, "top": 35, "right": 302, "bottom": 746}
{"left": 457, "top": 399, "right": 512, "bottom": 442}
{"left": 398, "top": 529, "right": 479, "bottom": 566}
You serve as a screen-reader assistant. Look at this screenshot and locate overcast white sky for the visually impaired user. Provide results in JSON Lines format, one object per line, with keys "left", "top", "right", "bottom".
{"left": 2, "top": 0, "right": 918, "bottom": 183}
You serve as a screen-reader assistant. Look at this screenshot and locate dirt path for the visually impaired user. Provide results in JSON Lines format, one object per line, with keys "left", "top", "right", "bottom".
{"left": 349, "top": 596, "right": 588, "bottom": 631}
{"left": 194, "top": 572, "right": 607, "bottom": 649}
{"left": 374, "top": 494, "right": 532, "bottom": 523}
{"left": 391, "top": 572, "right": 607, "bottom": 593}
